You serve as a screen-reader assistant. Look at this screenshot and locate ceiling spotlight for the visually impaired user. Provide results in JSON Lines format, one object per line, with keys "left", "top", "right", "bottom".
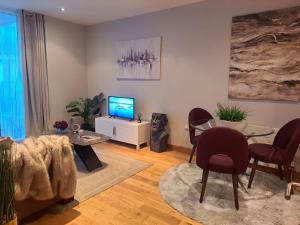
{"left": 60, "top": 8, "right": 65, "bottom": 12}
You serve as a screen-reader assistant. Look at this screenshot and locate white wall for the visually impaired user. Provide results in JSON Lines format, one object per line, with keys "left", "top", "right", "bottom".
{"left": 45, "top": 16, "right": 87, "bottom": 124}
{"left": 86, "top": 0, "right": 300, "bottom": 149}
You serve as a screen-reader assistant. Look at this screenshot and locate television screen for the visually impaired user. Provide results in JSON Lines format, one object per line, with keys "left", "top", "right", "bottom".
{"left": 108, "top": 96, "right": 135, "bottom": 120}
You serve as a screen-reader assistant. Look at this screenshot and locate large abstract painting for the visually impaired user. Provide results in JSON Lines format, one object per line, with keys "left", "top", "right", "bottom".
{"left": 229, "top": 6, "right": 300, "bottom": 101}
{"left": 116, "top": 37, "right": 161, "bottom": 80}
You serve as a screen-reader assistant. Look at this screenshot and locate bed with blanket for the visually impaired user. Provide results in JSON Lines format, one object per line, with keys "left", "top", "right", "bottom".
{"left": 12, "top": 135, "right": 77, "bottom": 220}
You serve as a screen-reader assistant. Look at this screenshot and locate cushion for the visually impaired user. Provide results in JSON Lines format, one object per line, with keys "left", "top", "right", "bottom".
{"left": 249, "top": 143, "right": 284, "bottom": 164}
{"left": 208, "top": 154, "right": 234, "bottom": 174}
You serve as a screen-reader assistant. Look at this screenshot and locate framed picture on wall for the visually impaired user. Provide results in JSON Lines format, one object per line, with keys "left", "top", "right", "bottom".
{"left": 228, "top": 6, "right": 300, "bottom": 101}
{"left": 116, "top": 37, "right": 161, "bottom": 80}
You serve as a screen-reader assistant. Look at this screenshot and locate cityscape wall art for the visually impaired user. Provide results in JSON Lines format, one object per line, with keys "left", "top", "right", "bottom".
{"left": 228, "top": 6, "right": 300, "bottom": 101}
{"left": 116, "top": 37, "right": 161, "bottom": 80}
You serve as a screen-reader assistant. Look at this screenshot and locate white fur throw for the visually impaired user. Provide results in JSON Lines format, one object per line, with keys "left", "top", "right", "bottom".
{"left": 12, "top": 135, "right": 77, "bottom": 201}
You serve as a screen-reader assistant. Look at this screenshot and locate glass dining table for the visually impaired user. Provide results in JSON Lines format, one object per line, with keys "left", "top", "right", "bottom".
{"left": 190, "top": 118, "right": 275, "bottom": 193}
{"left": 190, "top": 119, "right": 275, "bottom": 140}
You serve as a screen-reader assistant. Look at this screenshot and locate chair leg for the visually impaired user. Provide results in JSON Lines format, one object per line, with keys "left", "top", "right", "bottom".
{"left": 232, "top": 174, "right": 239, "bottom": 210}
{"left": 200, "top": 169, "right": 204, "bottom": 183}
{"left": 188, "top": 144, "right": 196, "bottom": 163}
{"left": 278, "top": 164, "right": 283, "bottom": 180}
{"left": 248, "top": 159, "right": 258, "bottom": 189}
{"left": 199, "top": 170, "right": 209, "bottom": 203}
{"left": 283, "top": 165, "right": 292, "bottom": 182}
{"left": 237, "top": 176, "right": 248, "bottom": 194}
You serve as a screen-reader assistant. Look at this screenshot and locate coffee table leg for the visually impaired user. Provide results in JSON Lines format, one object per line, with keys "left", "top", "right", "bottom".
{"left": 73, "top": 144, "right": 102, "bottom": 171}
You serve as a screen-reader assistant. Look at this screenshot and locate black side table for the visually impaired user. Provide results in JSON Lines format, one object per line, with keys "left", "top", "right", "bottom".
{"left": 68, "top": 131, "right": 110, "bottom": 171}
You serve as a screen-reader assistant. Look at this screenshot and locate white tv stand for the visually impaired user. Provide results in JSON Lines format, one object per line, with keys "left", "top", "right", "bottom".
{"left": 95, "top": 116, "right": 150, "bottom": 150}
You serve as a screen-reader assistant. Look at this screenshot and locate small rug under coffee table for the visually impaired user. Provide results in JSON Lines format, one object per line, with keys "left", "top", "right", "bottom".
{"left": 159, "top": 163, "right": 300, "bottom": 225}
{"left": 75, "top": 144, "right": 151, "bottom": 202}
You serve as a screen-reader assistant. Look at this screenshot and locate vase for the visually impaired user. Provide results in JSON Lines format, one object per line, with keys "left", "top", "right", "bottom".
{"left": 56, "top": 128, "right": 67, "bottom": 134}
{"left": 218, "top": 119, "right": 248, "bottom": 132}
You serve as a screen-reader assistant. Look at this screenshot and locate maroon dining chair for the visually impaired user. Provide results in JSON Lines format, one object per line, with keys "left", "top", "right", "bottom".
{"left": 196, "top": 127, "right": 248, "bottom": 210}
{"left": 188, "top": 108, "right": 213, "bottom": 163}
{"left": 248, "top": 118, "right": 300, "bottom": 188}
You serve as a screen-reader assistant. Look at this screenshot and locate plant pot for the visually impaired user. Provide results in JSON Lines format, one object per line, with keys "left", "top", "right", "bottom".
{"left": 218, "top": 119, "right": 248, "bottom": 132}
{"left": 5, "top": 214, "right": 18, "bottom": 225}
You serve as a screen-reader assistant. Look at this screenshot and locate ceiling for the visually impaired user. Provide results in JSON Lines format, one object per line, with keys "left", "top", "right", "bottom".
{"left": 0, "top": 0, "right": 206, "bottom": 25}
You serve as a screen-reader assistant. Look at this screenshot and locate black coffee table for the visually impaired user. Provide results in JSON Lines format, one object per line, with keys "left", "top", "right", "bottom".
{"left": 67, "top": 131, "right": 110, "bottom": 171}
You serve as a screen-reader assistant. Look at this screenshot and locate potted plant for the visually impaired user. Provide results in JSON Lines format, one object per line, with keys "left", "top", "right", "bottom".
{"left": 0, "top": 138, "right": 17, "bottom": 225}
{"left": 66, "top": 93, "right": 106, "bottom": 131}
{"left": 216, "top": 103, "right": 248, "bottom": 129}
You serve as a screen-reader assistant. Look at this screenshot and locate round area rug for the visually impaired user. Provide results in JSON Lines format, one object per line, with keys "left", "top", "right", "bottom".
{"left": 159, "top": 163, "right": 300, "bottom": 225}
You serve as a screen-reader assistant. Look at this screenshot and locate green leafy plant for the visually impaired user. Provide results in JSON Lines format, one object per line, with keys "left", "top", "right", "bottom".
{"left": 216, "top": 103, "right": 247, "bottom": 122}
{"left": 66, "top": 93, "right": 106, "bottom": 130}
{"left": 0, "top": 138, "right": 14, "bottom": 224}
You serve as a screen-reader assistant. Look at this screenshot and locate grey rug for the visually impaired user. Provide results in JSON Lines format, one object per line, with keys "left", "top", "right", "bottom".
{"left": 159, "top": 163, "right": 300, "bottom": 225}
{"left": 75, "top": 145, "right": 151, "bottom": 202}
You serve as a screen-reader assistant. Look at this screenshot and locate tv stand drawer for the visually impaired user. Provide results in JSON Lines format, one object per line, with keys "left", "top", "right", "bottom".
{"left": 111, "top": 123, "right": 137, "bottom": 144}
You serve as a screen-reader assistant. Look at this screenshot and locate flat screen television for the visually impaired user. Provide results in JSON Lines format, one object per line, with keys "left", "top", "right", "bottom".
{"left": 108, "top": 96, "right": 135, "bottom": 120}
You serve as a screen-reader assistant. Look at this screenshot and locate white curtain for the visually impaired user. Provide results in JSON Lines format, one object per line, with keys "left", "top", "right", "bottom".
{"left": 19, "top": 10, "right": 50, "bottom": 136}
{"left": 0, "top": 11, "right": 25, "bottom": 140}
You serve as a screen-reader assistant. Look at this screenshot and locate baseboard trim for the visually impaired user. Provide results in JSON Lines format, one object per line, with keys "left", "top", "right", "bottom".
{"left": 168, "top": 144, "right": 191, "bottom": 153}
{"left": 250, "top": 163, "right": 300, "bottom": 182}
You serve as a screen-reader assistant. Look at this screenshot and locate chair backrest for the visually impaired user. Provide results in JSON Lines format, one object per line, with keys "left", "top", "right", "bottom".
{"left": 196, "top": 127, "right": 249, "bottom": 174}
{"left": 273, "top": 118, "right": 300, "bottom": 165}
{"left": 188, "top": 108, "right": 213, "bottom": 145}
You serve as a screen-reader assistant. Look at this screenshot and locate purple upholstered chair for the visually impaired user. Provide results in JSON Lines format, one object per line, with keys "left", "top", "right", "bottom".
{"left": 196, "top": 127, "right": 249, "bottom": 210}
{"left": 248, "top": 118, "right": 300, "bottom": 188}
{"left": 188, "top": 108, "right": 213, "bottom": 163}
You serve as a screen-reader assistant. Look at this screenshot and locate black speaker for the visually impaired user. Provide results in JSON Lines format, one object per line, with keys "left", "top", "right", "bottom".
{"left": 150, "top": 113, "right": 169, "bottom": 152}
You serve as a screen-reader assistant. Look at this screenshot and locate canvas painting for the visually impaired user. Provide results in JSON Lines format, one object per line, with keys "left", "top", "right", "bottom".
{"left": 116, "top": 37, "right": 161, "bottom": 80}
{"left": 229, "top": 6, "right": 300, "bottom": 101}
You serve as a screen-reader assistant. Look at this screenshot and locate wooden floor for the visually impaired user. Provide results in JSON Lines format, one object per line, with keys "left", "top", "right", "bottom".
{"left": 24, "top": 142, "right": 202, "bottom": 225}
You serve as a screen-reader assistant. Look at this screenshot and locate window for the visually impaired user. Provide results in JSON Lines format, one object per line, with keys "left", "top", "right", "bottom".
{"left": 0, "top": 11, "right": 25, "bottom": 140}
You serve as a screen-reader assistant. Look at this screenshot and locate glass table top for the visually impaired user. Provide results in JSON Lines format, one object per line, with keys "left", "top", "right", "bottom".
{"left": 68, "top": 130, "right": 111, "bottom": 146}
{"left": 45, "top": 130, "right": 111, "bottom": 146}
{"left": 190, "top": 119, "right": 275, "bottom": 139}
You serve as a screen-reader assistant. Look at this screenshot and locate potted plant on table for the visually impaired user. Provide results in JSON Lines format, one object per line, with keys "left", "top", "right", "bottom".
{"left": 66, "top": 93, "right": 106, "bottom": 131}
{"left": 0, "top": 138, "right": 17, "bottom": 225}
{"left": 216, "top": 103, "right": 248, "bottom": 130}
